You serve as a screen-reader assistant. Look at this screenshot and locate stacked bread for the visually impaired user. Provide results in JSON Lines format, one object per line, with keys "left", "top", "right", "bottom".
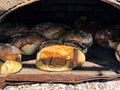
{"left": 0, "top": 21, "right": 94, "bottom": 72}
{"left": 30, "top": 22, "right": 94, "bottom": 71}
{"left": 0, "top": 23, "right": 29, "bottom": 74}
{"left": 0, "top": 43, "right": 22, "bottom": 74}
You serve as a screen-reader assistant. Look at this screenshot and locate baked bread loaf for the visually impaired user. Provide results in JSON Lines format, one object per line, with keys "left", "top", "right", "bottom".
{"left": 31, "top": 22, "right": 67, "bottom": 40}
{"left": 95, "top": 26, "right": 120, "bottom": 61}
{"left": 0, "top": 43, "right": 21, "bottom": 61}
{"left": 59, "top": 30, "right": 93, "bottom": 53}
{"left": 0, "top": 23, "right": 28, "bottom": 42}
{"left": 36, "top": 45, "right": 85, "bottom": 72}
{"left": 10, "top": 31, "right": 46, "bottom": 55}
{"left": 0, "top": 59, "right": 22, "bottom": 75}
{"left": 95, "top": 26, "right": 120, "bottom": 49}
{"left": 115, "top": 42, "right": 120, "bottom": 62}
{"left": 0, "top": 43, "right": 22, "bottom": 74}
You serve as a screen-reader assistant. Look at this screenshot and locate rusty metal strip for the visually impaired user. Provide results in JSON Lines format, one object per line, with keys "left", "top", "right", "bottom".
{"left": 101, "top": 0, "right": 120, "bottom": 9}
{"left": 0, "top": 73, "right": 120, "bottom": 89}
{"left": 0, "top": 76, "right": 6, "bottom": 89}
{"left": 0, "top": 0, "right": 39, "bottom": 23}
{"left": 0, "top": 59, "right": 119, "bottom": 89}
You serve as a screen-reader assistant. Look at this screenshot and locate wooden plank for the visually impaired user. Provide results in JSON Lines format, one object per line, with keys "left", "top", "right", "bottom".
{"left": 0, "top": 59, "right": 120, "bottom": 89}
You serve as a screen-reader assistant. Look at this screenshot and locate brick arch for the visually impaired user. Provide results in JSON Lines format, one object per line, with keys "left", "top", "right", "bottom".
{"left": 0, "top": 0, "right": 39, "bottom": 23}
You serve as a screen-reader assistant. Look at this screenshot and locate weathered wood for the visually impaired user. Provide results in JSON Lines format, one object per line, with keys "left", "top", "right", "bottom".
{"left": 0, "top": 60, "right": 120, "bottom": 89}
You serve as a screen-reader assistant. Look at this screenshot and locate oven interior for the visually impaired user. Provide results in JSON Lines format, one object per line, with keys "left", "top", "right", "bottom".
{"left": 1, "top": 0, "right": 120, "bottom": 73}
{"left": 2, "top": 0, "right": 120, "bottom": 25}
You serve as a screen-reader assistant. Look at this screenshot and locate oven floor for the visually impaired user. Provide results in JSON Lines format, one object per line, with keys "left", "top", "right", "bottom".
{"left": 1, "top": 41, "right": 120, "bottom": 89}
{"left": 20, "top": 41, "right": 120, "bottom": 75}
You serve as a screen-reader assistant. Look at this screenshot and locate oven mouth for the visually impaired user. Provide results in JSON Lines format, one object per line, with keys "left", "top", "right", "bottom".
{"left": 0, "top": 0, "right": 120, "bottom": 69}
{"left": 0, "top": 0, "right": 120, "bottom": 87}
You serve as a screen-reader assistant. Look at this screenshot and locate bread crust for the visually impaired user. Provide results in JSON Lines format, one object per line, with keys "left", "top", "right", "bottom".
{"left": 0, "top": 59, "right": 22, "bottom": 75}
{"left": 36, "top": 45, "right": 85, "bottom": 71}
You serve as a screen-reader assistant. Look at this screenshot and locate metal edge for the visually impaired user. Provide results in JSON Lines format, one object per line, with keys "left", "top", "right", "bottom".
{"left": 0, "top": 73, "right": 120, "bottom": 89}
{"left": 101, "top": 0, "right": 120, "bottom": 9}
{"left": 0, "top": 0, "right": 39, "bottom": 23}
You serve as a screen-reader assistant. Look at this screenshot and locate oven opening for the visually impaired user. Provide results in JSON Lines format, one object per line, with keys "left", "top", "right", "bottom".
{"left": 0, "top": 0, "right": 120, "bottom": 74}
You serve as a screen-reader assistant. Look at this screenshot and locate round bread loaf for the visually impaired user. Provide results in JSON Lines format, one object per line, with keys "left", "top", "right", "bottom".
{"left": 36, "top": 45, "right": 85, "bottom": 72}
{"left": 31, "top": 22, "right": 68, "bottom": 40}
{"left": 95, "top": 26, "right": 120, "bottom": 49}
{"left": 0, "top": 59, "right": 22, "bottom": 75}
{"left": 0, "top": 43, "right": 22, "bottom": 74}
{"left": 10, "top": 31, "right": 46, "bottom": 55}
{"left": 59, "top": 30, "right": 93, "bottom": 53}
{"left": 0, "top": 43, "right": 21, "bottom": 61}
{"left": 0, "top": 23, "right": 28, "bottom": 42}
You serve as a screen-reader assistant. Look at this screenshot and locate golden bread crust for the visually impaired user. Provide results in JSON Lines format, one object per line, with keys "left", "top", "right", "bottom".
{"left": 36, "top": 45, "right": 85, "bottom": 71}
